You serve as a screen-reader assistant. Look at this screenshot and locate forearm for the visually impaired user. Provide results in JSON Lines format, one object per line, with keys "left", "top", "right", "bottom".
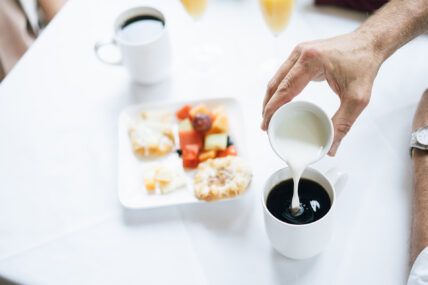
{"left": 38, "top": 0, "right": 66, "bottom": 22}
{"left": 411, "top": 149, "right": 428, "bottom": 263}
{"left": 356, "top": 0, "right": 428, "bottom": 62}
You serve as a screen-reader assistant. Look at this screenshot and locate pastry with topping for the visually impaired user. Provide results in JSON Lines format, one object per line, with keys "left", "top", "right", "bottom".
{"left": 129, "top": 110, "right": 175, "bottom": 156}
{"left": 194, "top": 156, "right": 252, "bottom": 201}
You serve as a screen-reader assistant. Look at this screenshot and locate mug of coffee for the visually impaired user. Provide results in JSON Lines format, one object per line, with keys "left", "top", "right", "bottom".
{"left": 94, "top": 6, "right": 171, "bottom": 85}
{"left": 262, "top": 167, "right": 347, "bottom": 259}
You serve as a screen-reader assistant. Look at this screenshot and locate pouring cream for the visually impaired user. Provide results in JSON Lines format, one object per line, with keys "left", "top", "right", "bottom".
{"left": 268, "top": 102, "right": 333, "bottom": 216}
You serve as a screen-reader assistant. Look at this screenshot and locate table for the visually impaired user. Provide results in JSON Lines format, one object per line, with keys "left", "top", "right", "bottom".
{"left": 1, "top": 0, "right": 427, "bottom": 284}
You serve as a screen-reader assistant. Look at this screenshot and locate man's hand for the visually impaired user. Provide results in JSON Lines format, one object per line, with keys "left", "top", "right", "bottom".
{"left": 261, "top": 0, "right": 428, "bottom": 156}
{"left": 261, "top": 31, "right": 383, "bottom": 156}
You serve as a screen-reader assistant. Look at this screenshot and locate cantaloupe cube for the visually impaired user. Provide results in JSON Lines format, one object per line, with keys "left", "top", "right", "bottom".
{"left": 210, "top": 114, "right": 229, "bottom": 133}
{"left": 198, "top": 150, "right": 217, "bottom": 162}
{"left": 211, "top": 105, "right": 227, "bottom": 121}
{"left": 189, "top": 104, "right": 210, "bottom": 118}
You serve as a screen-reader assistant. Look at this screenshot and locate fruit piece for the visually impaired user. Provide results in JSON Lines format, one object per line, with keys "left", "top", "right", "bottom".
{"left": 183, "top": 159, "right": 199, "bottom": 168}
{"left": 189, "top": 104, "right": 210, "bottom": 118}
{"left": 198, "top": 150, "right": 217, "bottom": 162}
{"left": 182, "top": 144, "right": 200, "bottom": 168}
{"left": 179, "top": 118, "right": 193, "bottom": 131}
{"left": 144, "top": 177, "right": 156, "bottom": 191}
{"left": 182, "top": 144, "right": 200, "bottom": 160}
{"left": 192, "top": 114, "right": 212, "bottom": 133}
{"left": 204, "top": 133, "right": 228, "bottom": 151}
{"left": 155, "top": 167, "right": 173, "bottom": 182}
{"left": 217, "top": 145, "right": 238, "bottom": 157}
{"left": 176, "top": 105, "right": 192, "bottom": 120}
{"left": 209, "top": 114, "right": 229, "bottom": 133}
{"left": 179, "top": 130, "right": 203, "bottom": 150}
{"left": 211, "top": 105, "right": 227, "bottom": 121}
{"left": 176, "top": 149, "right": 183, "bottom": 157}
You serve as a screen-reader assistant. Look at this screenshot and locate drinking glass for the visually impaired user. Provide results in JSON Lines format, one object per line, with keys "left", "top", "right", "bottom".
{"left": 259, "top": 0, "right": 296, "bottom": 75}
{"left": 179, "top": 0, "right": 222, "bottom": 69}
{"left": 180, "top": 0, "right": 208, "bottom": 19}
{"left": 260, "top": 0, "right": 295, "bottom": 36}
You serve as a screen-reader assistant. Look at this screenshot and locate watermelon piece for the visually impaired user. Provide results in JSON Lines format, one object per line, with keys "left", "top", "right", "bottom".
{"left": 182, "top": 144, "right": 200, "bottom": 168}
{"left": 176, "top": 105, "right": 192, "bottom": 120}
{"left": 179, "top": 130, "right": 203, "bottom": 150}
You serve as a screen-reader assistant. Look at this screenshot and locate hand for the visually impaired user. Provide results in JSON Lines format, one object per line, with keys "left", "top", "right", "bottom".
{"left": 261, "top": 31, "right": 384, "bottom": 156}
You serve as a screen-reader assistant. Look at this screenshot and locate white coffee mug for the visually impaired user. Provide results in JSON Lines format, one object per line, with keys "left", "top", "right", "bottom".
{"left": 94, "top": 6, "right": 171, "bottom": 85}
{"left": 262, "top": 167, "right": 347, "bottom": 259}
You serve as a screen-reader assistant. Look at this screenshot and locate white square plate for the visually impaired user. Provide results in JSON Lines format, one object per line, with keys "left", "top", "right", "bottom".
{"left": 118, "top": 97, "right": 251, "bottom": 209}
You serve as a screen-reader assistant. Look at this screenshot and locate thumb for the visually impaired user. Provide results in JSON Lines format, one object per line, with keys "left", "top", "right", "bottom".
{"left": 328, "top": 91, "right": 369, "bottom": 156}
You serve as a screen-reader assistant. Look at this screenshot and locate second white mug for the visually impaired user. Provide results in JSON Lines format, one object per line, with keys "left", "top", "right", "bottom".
{"left": 262, "top": 167, "right": 347, "bottom": 259}
{"left": 94, "top": 6, "right": 172, "bottom": 85}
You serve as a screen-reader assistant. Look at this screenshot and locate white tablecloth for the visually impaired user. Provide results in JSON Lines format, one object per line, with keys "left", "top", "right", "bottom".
{"left": 1, "top": 0, "right": 427, "bottom": 284}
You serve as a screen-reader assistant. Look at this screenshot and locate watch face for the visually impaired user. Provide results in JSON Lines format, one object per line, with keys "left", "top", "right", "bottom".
{"left": 416, "top": 126, "right": 428, "bottom": 145}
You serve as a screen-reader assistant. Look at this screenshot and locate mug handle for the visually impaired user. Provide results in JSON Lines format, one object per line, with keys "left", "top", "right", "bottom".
{"left": 325, "top": 168, "right": 348, "bottom": 197}
{"left": 94, "top": 39, "right": 122, "bottom": 65}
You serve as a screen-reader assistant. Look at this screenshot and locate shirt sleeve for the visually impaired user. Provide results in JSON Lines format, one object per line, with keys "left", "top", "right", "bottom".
{"left": 408, "top": 247, "right": 428, "bottom": 285}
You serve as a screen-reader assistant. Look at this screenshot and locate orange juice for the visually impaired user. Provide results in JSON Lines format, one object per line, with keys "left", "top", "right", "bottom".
{"left": 260, "top": 0, "right": 295, "bottom": 35}
{"left": 180, "top": 0, "right": 208, "bottom": 19}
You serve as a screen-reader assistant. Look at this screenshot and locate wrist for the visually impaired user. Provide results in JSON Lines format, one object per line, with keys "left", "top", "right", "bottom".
{"left": 353, "top": 28, "right": 391, "bottom": 65}
{"left": 413, "top": 148, "right": 428, "bottom": 165}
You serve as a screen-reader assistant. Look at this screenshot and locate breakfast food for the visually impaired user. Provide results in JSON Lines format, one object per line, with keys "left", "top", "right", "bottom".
{"left": 194, "top": 156, "right": 252, "bottom": 201}
{"left": 175, "top": 103, "right": 236, "bottom": 168}
{"left": 129, "top": 110, "right": 175, "bottom": 156}
{"left": 127, "top": 102, "right": 251, "bottom": 203}
{"left": 143, "top": 164, "right": 187, "bottom": 194}
{"left": 192, "top": 114, "right": 212, "bottom": 133}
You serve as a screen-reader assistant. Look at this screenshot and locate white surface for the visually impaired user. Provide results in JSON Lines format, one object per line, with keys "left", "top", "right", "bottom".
{"left": 118, "top": 97, "right": 250, "bottom": 209}
{"left": 0, "top": 0, "right": 427, "bottom": 284}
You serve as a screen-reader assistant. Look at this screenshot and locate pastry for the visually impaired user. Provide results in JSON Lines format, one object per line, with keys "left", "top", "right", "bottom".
{"left": 143, "top": 164, "right": 187, "bottom": 194}
{"left": 194, "top": 156, "right": 252, "bottom": 201}
{"left": 129, "top": 110, "right": 174, "bottom": 156}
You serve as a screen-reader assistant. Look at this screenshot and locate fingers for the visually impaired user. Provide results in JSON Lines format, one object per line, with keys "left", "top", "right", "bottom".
{"left": 328, "top": 90, "right": 370, "bottom": 156}
{"left": 262, "top": 48, "right": 301, "bottom": 113}
{"left": 261, "top": 62, "right": 317, "bottom": 130}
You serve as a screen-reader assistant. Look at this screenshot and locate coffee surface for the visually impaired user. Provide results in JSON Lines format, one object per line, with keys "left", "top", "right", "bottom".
{"left": 117, "top": 15, "right": 164, "bottom": 44}
{"left": 266, "top": 178, "right": 331, "bottom": 225}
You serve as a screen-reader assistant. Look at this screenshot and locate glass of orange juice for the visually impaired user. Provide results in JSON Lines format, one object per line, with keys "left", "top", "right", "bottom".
{"left": 179, "top": 0, "right": 223, "bottom": 69}
{"left": 259, "top": 0, "right": 295, "bottom": 36}
{"left": 180, "top": 0, "right": 208, "bottom": 19}
{"left": 259, "top": 0, "right": 296, "bottom": 76}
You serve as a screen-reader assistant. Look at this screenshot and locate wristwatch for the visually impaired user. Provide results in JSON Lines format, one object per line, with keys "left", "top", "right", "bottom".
{"left": 410, "top": 126, "right": 428, "bottom": 157}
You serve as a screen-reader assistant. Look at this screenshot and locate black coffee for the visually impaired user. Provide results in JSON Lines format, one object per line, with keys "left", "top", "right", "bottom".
{"left": 117, "top": 15, "right": 164, "bottom": 44}
{"left": 266, "top": 179, "right": 331, "bottom": 225}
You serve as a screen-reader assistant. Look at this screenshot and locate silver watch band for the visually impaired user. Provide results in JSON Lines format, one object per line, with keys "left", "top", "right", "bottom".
{"left": 410, "top": 133, "right": 428, "bottom": 157}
